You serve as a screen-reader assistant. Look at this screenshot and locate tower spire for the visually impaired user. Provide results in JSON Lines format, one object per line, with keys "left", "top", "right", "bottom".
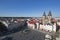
{"left": 48, "top": 11, "right": 52, "bottom": 16}
{"left": 43, "top": 11, "right": 46, "bottom": 17}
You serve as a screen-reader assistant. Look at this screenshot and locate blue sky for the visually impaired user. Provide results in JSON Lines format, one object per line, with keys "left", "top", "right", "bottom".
{"left": 0, "top": 0, "right": 60, "bottom": 17}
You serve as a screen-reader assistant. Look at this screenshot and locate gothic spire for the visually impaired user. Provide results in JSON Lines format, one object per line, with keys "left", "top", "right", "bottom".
{"left": 43, "top": 11, "right": 46, "bottom": 16}
{"left": 48, "top": 11, "right": 52, "bottom": 16}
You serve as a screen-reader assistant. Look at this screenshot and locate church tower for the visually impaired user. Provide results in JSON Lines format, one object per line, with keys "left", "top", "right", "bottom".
{"left": 42, "top": 11, "right": 46, "bottom": 25}
{"left": 48, "top": 11, "right": 52, "bottom": 23}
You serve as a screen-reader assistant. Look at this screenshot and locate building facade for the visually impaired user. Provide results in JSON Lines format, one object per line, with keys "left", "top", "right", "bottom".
{"left": 42, "top": 11, "right": 53, "bottom": 25}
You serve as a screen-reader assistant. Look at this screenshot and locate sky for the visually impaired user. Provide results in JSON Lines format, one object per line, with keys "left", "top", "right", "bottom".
{"left": 0, "top": 0, "right": 60, "bottom": 17}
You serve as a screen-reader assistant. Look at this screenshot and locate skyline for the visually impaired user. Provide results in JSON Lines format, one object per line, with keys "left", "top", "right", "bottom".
{"left": 0, "top": 0, "right": 60, "bottom": 17}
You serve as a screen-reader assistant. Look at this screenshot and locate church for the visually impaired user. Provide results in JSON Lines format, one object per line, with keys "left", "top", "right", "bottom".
{"left": 42, "top": 11, "right": 55, "bottom": 25}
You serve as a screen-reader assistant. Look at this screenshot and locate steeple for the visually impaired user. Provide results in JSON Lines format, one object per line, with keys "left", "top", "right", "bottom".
{"left": 42, "top": 11, "right": 46, "bottom": 25}
{"left": 43, "top": 11, "right": 46, "bottom": 17}
{"left": 48, "top": 11, "right": 52, "bottom": 23}
{"left": 48, "top": 11, "right": 52, "bottom": 16}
